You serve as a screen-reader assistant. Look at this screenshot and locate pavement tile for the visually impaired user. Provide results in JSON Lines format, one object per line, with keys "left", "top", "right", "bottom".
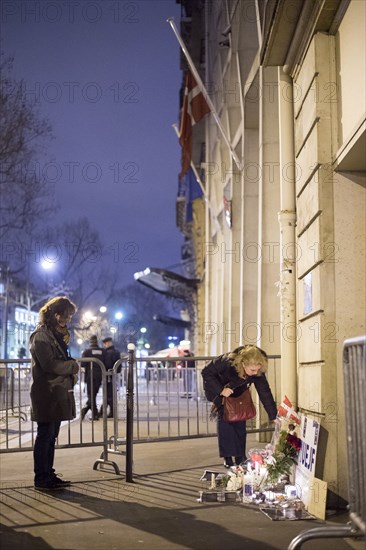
{"left": 0, "top": 437, "right": 364, "bottom": 550}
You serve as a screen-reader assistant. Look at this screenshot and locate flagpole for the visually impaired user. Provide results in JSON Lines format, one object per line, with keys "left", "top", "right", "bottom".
{"left": 167, "top": 17, "right": 243, "bottom": 172}
{"left": 172, "top": 123, "right": 221, "bottom": 233}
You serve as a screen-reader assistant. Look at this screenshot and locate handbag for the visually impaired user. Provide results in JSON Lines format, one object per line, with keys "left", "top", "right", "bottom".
{"left": 222, "top": 389, "right": 256, "bottom": 422}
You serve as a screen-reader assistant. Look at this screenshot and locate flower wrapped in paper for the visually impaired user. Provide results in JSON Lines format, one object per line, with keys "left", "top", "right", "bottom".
{"left": 261, "top": 396, "right": 302, "bottom": 486}
{"left": 265, "top": 429, "right": 302, "bottom": 485}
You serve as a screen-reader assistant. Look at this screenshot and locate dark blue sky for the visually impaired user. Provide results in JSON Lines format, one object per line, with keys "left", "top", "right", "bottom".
{"left": 2, "top": 0, "right": 183, "bottom": 286}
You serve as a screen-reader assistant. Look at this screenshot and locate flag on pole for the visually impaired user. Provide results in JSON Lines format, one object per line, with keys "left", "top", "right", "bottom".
{"left": 184, "top": 167, "right": 204, "bottom": 222}
{"left": 277, "top": 395, "right": 301, "bottom": 424}
{"left": 179, "top": 71, "right": 210, "bottom": 176}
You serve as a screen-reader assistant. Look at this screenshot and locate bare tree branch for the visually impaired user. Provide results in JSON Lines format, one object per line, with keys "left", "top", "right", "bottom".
{"left": 0, "top": 55, "right": 54, "bottom": 240}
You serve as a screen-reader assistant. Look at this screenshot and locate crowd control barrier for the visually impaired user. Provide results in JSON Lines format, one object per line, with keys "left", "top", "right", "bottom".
{"left": 0, "top": 360, "right": 31, "bottom": 424}
{"left": 1, "top": 350, "right": 281, "bottom": 481}
{"left": 288, "top": 335, "right": 366, "bottom": 550}
{"left": 100, "top": 347, "right": 280, "bottom": 480}
{"left": 0, "top": 358, "right": 110, "bottom": 454}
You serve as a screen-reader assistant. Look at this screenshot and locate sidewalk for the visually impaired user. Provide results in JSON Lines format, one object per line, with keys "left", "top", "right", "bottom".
{"left": 0, "top": 435, "right": 363, "bottom": 550}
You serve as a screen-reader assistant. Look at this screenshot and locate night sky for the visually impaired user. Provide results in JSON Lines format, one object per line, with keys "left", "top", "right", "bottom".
{"left": 1, "top": 0, "right": 183, "bottom": 287}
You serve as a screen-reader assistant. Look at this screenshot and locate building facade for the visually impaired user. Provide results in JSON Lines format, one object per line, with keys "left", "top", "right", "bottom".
{"left": 0, "top": 266, "right": 39, "bottom": 359}
{"left": 176, "top": 0, "right": 365, "bottom": 504}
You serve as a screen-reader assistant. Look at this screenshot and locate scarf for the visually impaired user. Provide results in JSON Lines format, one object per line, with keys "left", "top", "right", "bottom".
{"left": 54, "top": 324, "right": 71, "bottom": 345}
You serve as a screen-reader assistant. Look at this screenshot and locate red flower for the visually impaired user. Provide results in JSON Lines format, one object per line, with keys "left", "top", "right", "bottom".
{"left": 287, "top": 434, "right": 302, "bottom": 451}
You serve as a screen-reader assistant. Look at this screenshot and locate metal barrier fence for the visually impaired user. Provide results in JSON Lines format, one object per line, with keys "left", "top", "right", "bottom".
{"left": 0, "top": 357, "right": 109, "bottom": 455}
{"left": 0, "top": 360, "right": 31, "bottom": 421}
{"left": 0, "top": 352, "right": 280, "bottom": 477}
{"left": 288, "top": 335, "right": 366, "bottom": 550}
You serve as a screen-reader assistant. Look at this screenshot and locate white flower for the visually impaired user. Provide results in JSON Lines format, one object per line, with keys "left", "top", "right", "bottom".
{"left": 265, "top": 455, "right": 277, "bottom": 466}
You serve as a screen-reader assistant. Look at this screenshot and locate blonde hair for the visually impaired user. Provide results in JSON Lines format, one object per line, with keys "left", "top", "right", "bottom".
{"left": 227, "top": 345, "right": 268, "bottom": 377}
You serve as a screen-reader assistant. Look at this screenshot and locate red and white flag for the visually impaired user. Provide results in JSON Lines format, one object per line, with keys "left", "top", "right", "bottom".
{"left": 179, "top": 71, "right": 210, "bottom": 176}
{"left": 277, "top": 395, "right": 301, "bottom": 424}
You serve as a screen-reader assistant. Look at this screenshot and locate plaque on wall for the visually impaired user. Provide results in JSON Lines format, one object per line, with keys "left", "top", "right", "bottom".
{"left": 303, "top": 272, "right": 312, "bottom": 315}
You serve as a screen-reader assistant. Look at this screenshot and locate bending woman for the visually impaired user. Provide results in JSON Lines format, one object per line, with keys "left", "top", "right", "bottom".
{"left": 202, "top": 345, "right": 277, "bottom": 468}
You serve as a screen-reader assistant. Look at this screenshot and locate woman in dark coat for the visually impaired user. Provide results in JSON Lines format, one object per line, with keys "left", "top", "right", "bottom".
{"left": 202, "top": 345, "right": 277, "bottom": 468}
{"left": 30, "top": 296, "right": 79, "bottom": 491}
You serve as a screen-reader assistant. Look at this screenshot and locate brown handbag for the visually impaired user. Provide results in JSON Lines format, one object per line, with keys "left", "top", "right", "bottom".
{"left": 222, "top": 389, "right": 256, "bottom": 422}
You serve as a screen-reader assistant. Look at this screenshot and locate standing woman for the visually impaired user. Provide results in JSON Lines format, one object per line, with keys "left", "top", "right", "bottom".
{"left": 202, "top": 345, "right": 277, "bottom": 468}
{"left": 30, "top": 296, "right": 79, "bottom": 491}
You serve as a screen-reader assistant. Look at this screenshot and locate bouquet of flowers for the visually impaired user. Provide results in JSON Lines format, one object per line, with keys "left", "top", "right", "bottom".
{"left": 261, "top": 396, "right": 302, "bottom": 486}
{"left": 265, "top": 429, "right": 302, "bottom": 485}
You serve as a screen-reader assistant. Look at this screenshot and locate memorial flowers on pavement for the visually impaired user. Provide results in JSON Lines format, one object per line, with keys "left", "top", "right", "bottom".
{"left": 263, "top": 396, "right": 302, "bottom": 485}
{"left": 265, "top": 428, "right": 302, "bottom": 484}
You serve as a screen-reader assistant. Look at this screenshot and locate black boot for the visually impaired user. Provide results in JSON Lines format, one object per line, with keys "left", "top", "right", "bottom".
{"left": 224, "top": 457, "right": 234, "bottom": 468}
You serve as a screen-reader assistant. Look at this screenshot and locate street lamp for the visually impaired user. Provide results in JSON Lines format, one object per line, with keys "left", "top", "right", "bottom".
{"left": 23, "top": 260, "right": 61, "bottom": 355}
{"left": 40, "top": 260, "right": 54, "bottom": 270}
{"left": 83, "top": 311, "right": 96, "bottom": 322}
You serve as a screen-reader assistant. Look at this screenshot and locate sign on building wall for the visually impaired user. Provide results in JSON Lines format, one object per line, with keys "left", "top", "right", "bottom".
{"left": 303, "top": 272, "right": 312, "bottom": 315}
{"left": 295, "top": 414, "right": 327, "bottom": 518}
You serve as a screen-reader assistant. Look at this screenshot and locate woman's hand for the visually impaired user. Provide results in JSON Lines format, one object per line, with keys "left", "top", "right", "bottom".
{"left": 220, "top": 387, "right": 234, "bottom": 397}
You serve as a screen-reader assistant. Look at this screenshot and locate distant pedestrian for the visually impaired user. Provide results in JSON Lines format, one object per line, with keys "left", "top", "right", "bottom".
{"left": 181, "top": 349, "right": 195, "bottom": 397}
{"left": 29, "top": 296, "right": 79, "bottom": 491}
{"left": 81, "top": 335, "right": 104, "bottom": 421}
{"left": 101, "top": 337, "right": 121, "bottom": 418}
{"left": 17, "top": 346, "right": 26, "bottom": 359}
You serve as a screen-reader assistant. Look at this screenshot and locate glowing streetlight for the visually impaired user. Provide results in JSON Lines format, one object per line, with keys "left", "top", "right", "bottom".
{"left": 140, "top": 327, "right": 147, "bottom": 333}
{"left": 99, "top": 306, "right": 107, "bottom": 313}
{"left": 41, "top": 259, "right": 55, "bottom": 270}
{"left": 115, "top": 311, "right": 123, "bottom": 320}
{"left": 83, "top": 310, "right": 95, "bottom": 321}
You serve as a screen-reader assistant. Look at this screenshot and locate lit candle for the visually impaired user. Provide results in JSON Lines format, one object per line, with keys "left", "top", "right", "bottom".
{"left": 264, "top": 490, "right": 275, "bottom": 501}
{"left": 210, "top": 473, "right": 215, "bottom": 489}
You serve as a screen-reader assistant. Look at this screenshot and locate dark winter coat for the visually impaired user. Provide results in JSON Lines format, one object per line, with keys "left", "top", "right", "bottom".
{"left": 201, "top": 354, "right": 277, "bottom": 420}
{"left": 103, "top": 345, "right": 121, "bottom": 371}
{"left": 81, "top": 345, "right": 105, "bottom": 385}
{"left": 30, "top": 326, "right": 79, "bottom": 422}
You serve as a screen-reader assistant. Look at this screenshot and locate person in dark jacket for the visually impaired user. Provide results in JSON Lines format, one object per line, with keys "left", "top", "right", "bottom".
{"left": 182, "top": 349, "right": 195, "bottom": 396}
{"left": 29, "top": 296, "right": 79, "bottom": 491}
{"left": 81, "top": 335, "right": 104, "bottom": 421}
{"left": 201, "top": 345, "right": 277, "bottom": 468}
{"left": 101, "top": 337, "right": 121, "bottom": 418}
